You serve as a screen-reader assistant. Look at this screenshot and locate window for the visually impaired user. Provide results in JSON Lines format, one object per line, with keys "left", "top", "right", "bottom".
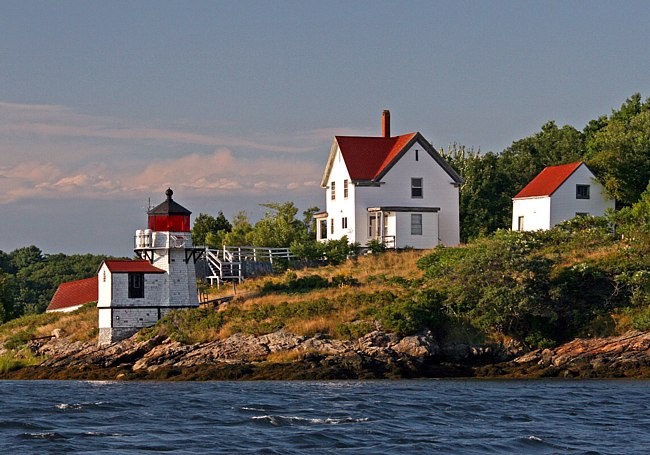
{"left": 331, "top": 181, "right": 336, "bottom": 200}
{"left": 575, "top": 212, "right": 589, "bottom": 218}
{"left": 517, "top": 216, "right": 524, "bottom": 232}
{"left": 576, "top": 184, "right": 590, "bottom": 199}
{"left": 415, "top": 149, "right": 419, "bottom": 161}
{"left": 343, "top": 179, "right": 349, "bottom": 199}
{"left": 330, "top": 218, "right": 334, "bottom": 234}
{"left": 128, "top": 273, "right": 144, "bottom": 299}
{"left": 411, "top": 178, "right": 423, "bottom": 198}
{"left": 411, "top": 214, "right": 422, "bottom": 235}
{"left": 319, "top": 219, "right": 327, "bottom": 240}
{"left": 342, "top": 217, "right": 348, "bottom": 229}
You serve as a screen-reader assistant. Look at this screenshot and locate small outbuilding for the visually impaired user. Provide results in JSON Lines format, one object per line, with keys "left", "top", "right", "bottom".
{"left": 46, "top": 276, "right": 98, "bottom": 313}
{"left": 512, "top": 161, "right": 615, "bottom": 231}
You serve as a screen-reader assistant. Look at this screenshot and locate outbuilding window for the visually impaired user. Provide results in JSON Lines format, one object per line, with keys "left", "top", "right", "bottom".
{"left": 517, "top": 216, "right": 524, "bottom": 231}
{"left": 128, "top": 273, "right": 144, "bottom": 299}
{"left": 576, "top": 184, "right": 590, "bottom": 199}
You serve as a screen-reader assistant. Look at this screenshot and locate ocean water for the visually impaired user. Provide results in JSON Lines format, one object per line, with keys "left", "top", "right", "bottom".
{"left": 1, "top": 379, "right": 649, "bottom": 454}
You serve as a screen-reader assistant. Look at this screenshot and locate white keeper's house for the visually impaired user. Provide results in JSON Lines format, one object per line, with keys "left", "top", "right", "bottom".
{"left": 315, "top": 110, "right": 463, "bottom": 249}
{"left": 512, "top": 161, "right": 615, "bottom": 232}
{"left": 97, "top": 188, "right": 202, "bottom": 345}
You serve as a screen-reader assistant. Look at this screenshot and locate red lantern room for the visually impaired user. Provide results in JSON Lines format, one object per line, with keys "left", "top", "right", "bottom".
{"left": 147, "top": 188, "right": 191, "bottom": 232}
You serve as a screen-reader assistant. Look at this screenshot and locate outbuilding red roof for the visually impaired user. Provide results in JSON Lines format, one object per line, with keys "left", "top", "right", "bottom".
{"left": 46, "top": 276, "right": 98, "bottom": 312}
{"left": 513, "top": 161, "right": 584, "bottom": 199}
{"left": 335, "top": 133, "right": 418, "bottom": 180}
{"left": 101, "top": 259, "right": 165, "bottom": 273}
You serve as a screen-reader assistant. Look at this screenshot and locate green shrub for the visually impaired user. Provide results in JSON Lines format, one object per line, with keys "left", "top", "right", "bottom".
{"left": 632, "top": 307, "right": 650, "bottom": 331}
{"left": 366, "top": 239, "right": 387, "bottom": 254}
{"left": 374, "top": 291, "right": 444, "bottom": 336}
{"left": 330, "top": 274, "right": 359, "bottom": 287}
{"left": 260, "top": 273, "right": 331, "bottom": 294}
{"left": 333, "top": 321, "right": 375, "bottom": 340}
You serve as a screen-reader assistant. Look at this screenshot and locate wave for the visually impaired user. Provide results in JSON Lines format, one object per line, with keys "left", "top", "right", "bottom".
{"left": 19, "top": 432, "right": 67, "bottom": 440}
{"left": 252, "top": 415, "right": 369, "bottom": 427}
{"left": 82, "top": 431, "right": 130, "bottom": 437}
{"left": 55, "top": 401, "right": 106, "bottom": 410}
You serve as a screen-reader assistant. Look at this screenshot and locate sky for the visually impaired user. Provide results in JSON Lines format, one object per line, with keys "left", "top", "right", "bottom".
{"left": 1, "top": 1, "right": 649, "bottom": 257}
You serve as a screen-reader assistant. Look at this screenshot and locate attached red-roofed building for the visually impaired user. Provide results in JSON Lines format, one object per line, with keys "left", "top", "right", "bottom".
{"left": 512, "top": 161, "right": 615, "bottom": 231}
{"left": 46, "top": 276, "right": 98, "bottom": 313}
{"left": 316, "top": 110, "right": 463, "bottom": 249}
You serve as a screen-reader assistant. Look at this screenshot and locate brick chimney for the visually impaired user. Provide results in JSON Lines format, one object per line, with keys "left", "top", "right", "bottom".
{"left": 382, "top": 109, "right": 390, "bottom": 138}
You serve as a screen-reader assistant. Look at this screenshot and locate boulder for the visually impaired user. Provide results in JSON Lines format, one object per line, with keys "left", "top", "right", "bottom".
{"left": 391, "top": 331, "right": 439, "bottom": 357}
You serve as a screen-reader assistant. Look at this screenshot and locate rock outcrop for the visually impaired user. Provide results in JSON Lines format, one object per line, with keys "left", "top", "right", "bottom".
{"left": 476, "top": 331, "right": 650, "bottom": 378}
{"left": 11, "top": 329, "right": 650, "bottom": 380}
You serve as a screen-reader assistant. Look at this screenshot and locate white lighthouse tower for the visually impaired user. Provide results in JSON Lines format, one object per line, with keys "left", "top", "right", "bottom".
{"left": 134, "top": 188, "right": 200, "bottom": 307}
{"left": 97, "top": 188, "right": 201, "bottom": 345}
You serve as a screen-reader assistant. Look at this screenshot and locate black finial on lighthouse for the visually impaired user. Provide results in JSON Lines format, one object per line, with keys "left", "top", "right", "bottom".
{"left": 166, "top": 188, "right": 173, "bottom": 200}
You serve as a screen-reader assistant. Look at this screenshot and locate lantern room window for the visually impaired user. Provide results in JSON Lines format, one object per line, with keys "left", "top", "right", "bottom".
{"left": 148, "top": 215, "right": 191, "bottom": 232}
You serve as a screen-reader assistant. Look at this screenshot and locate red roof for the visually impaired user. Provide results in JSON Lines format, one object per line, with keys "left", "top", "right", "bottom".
{"left": 101, "top": 259, "right": 165, "bottom": 274}
{"left": 514, "top": 162, "right": 584, "bottom": 199}
{"left": 47, "top": 276, "right": 98, "bottom": 312}
{"left": 336, "top": 133, "right": 418, "bottom": 180}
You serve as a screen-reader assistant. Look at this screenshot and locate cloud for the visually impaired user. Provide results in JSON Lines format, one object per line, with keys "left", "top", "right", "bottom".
{"left": 0, "top": 101, "right": 347, "bottom": 205}
{"left": 0, "top": 148, "right": 322, "bottom": 204}
{"left": 0, "top": 101, "right": 312, "bottom": 154}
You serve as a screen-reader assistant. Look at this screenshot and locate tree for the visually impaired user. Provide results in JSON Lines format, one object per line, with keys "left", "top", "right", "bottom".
{"left": 444, "top": 145, "right": 512, "bottom": 241}
{"left": 247, "top": 202, "right": 307, "bottom": 248}
{"left": 192, "top": 212, "right": 232, "bottom": 247}
{"left": 585, "top": 94, "right": 650, "bottom": 206}
{"left": 302, "top": 206, "right": 321, "bottom": 240}
{"left": 0, "top": 270, "right": 14, "bottom": 322}
{"left": 9, "top": 246, "right": 44, "bottom": 271}
{"left": 499, "top": 121, "right": 585, "bottom": 194}
{"left": 222, "top": 211, "right": 253, "bottom": 246}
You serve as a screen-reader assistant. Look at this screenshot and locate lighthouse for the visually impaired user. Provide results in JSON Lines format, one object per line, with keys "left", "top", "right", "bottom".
{"left": 97, "top": 188, "right": 201, "bottom": 345}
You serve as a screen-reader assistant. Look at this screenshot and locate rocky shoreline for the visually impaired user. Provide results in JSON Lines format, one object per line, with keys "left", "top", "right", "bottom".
{"left": 4, "top": 329, "right": 650, "bottom": 380}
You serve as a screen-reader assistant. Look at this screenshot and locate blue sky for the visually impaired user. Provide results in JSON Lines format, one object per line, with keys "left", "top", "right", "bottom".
{"left": 1, "top": 1, "right": 649, "bottom": 256}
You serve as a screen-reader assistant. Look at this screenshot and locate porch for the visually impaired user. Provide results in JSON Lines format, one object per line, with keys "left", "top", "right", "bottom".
{"left": 367, "top": 206, "right": 440, "bottom": 250}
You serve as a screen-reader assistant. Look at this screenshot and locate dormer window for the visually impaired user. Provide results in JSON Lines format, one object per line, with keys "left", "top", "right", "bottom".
{"left": 411, "top": 178, "right": 423, "bottom": 198}
{"left": 576, "top": 184, "right": 590, "bottom": 199}
{"left": 331, "top": 181, "right": 336, "bottom": 200}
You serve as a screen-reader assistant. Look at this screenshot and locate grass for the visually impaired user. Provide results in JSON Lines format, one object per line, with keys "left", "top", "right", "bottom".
{"left": 0, "top": 348, "right": 44, "bottom": 374}
{"left": 0, "top": 303, "right": 98, "bottom": 349}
